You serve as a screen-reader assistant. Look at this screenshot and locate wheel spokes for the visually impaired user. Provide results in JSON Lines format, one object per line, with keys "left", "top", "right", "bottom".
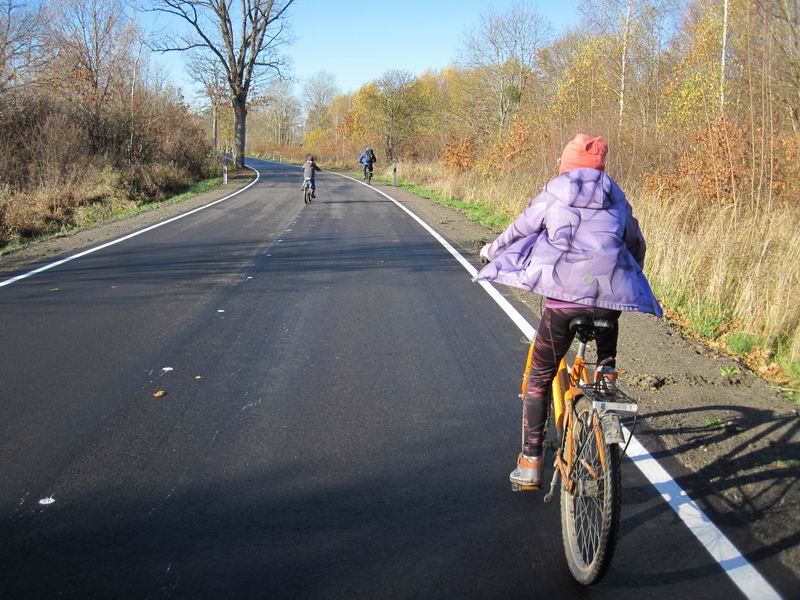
{"left": 571, "top": 414, "right": 606, "bottom": 567}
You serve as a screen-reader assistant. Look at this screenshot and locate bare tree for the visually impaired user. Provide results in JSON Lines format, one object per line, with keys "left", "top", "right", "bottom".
{"left": 0, "top": 0, "right": 47, "bottom": 91}
{"left": 303, "top": 70, "right": 337, "bottom": 132}
{"left": 150, "top": 0, "right": 294, "bottom": 168}
{"left": 50, "top": 0, "right": 132, "bottom": 104}
{"left": 251, "top": 77, "right": 300, "bottom": 145}
{"left": 461, "top": 2, "right": 551, "bottom": 133}
{"left": 760, "top": 0, "right": 800, "bottom": 137}
{"left": 187, "top": 52, "right": 228, "bottom": 151}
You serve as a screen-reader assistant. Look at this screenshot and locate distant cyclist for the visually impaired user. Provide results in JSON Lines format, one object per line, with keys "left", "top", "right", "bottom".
{"left": 476, "top": 133, "right": 662, "bottom": 489}
{"left": 301, "top": 155, "right": 320, "bottom": 198}
{"left": 359, "top": 147, "right": 377, "bottom": 181}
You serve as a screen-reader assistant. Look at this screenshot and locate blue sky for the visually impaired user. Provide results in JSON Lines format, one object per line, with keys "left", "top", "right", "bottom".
{"left": 148, "top": 0, "right": 579, "bottom": 104}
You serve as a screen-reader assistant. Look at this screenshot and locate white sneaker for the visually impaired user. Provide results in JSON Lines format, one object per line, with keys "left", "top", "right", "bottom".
{"left": 509, "top": 453, "right": 543, "bottom": 490}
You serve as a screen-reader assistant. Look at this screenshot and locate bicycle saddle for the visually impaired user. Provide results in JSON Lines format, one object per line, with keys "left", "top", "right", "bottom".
{"left": 568, "top": 316, "right": 614, "bottom": 342}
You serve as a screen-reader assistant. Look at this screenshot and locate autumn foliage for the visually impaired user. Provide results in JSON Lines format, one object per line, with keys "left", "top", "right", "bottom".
{"left": 0, "top": 0, "right": 215, "bottom": 247}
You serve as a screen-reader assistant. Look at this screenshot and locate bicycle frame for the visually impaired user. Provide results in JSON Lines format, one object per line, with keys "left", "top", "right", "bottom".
{"left": 519, "top": 333, "right": 636, "bottom": 584}
{"left": 519, "top": 339, "right": 601, "bottom": 493}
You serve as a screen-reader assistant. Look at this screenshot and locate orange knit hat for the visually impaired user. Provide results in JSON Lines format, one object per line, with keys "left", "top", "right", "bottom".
{"left": 559, "top": 133, "right": 608, "bottom": 174}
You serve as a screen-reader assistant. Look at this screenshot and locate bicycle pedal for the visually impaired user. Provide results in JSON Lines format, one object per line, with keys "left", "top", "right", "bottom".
{"left": 511, "top": 482, "right": 541, "bottom": 492}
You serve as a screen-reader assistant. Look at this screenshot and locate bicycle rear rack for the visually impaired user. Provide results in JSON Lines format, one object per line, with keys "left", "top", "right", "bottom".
{"left": 581, "top": 382, "right": 639, "bottom": 416}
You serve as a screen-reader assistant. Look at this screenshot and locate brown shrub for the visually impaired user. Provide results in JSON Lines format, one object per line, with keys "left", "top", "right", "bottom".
{"left": 677, "top": 114, "right": 750, "bottom": 204}
{"left": 121, "top": 163, "right": 191, "bottom": 202}
{"left": 1, "top": 191, "right": 50, "bottom": 241}
{"left": 442, "top": 137, "right": 475, "bottom": 172}
{"left": 23, "top": 112, "right": 91, "bottom": 189}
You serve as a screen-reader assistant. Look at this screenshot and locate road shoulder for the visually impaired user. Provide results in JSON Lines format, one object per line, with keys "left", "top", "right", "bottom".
{"left": 0, "top": 174, "right": 254, "bottom": 278}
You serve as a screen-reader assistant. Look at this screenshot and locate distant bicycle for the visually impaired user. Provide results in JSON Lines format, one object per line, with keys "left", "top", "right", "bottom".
{"left": 302, "top": 178, "right": 312, "bottom": 204}
{"left": 359, "top": 147, "right": 376, "bottom": 185}
{"left": 515, "top": 317, "right": 639, "bottom": 585}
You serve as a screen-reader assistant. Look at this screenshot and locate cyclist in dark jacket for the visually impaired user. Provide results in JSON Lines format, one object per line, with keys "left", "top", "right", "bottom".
{"left": 301, "top": 155, "right": 321, "bottom": 198}
{"left": 359, "top": 147, "right": 377, "bottom": 181}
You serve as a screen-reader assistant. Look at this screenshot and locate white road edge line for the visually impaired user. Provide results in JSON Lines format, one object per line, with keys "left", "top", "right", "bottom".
{"left": 0, "top": 166, "right": 261, "bottom": 289}
{"left": 330, "top": 169, "right": 782, "bottom": 600}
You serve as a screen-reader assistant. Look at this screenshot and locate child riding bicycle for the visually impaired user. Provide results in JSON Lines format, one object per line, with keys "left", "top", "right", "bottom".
{"left": 476, "top": 133, "right": 662, "bottom": 489}
{"left": 301, "top": 155, "right": 321, "bottom": 198}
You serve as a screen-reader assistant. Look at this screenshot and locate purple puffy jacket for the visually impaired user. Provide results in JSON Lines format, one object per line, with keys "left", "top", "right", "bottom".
{"left": 476, "top": 168, "right": 663, "bottom": 316}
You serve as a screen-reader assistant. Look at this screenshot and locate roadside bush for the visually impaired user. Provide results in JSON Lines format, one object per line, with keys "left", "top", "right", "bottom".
{"left": 122, "top": 163, "right": 191, "bottom": 201}
{"left": 0, "top": 86, "right": 215, "bottom": 248}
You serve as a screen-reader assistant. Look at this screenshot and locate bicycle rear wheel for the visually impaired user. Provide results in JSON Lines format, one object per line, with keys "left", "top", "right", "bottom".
{"left": 560, "top": 397, "right": 621, "bottom": 585}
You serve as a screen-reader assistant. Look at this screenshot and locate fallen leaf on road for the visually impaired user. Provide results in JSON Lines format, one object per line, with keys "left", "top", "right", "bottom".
{"left": 161, "top": 367, "right": 173, "bottom": 373}
{"left": 218, "top": 309, "right": 225, "bottom": 313}
{"left": 153, "top": 390, "right": 167, "bottom": 398}
{"left": 195, "top": 375, "right": 203, "bottom": 380}
{"left": 39, "top": 497, "right": 55, "bottom": 505}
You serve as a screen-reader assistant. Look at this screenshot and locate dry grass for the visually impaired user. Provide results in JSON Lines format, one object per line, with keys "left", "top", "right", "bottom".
{"left": 0, "top": 163, "right": 208, "bottom": 247}
{"left": 634, "top": 187, "right": 800, "bottom": 364}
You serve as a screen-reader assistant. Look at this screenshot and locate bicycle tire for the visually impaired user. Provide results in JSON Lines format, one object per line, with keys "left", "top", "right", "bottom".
{"left": 303, "top": 186, "right": 311, "bottom": 204}
{"left": 366, "top": 170, "right": 372, "bottom": 185}
{"left": 560, "top": 397, "right": 621, "bottom": 585}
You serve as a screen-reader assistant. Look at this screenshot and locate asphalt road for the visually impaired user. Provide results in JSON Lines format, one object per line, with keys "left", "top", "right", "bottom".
{"left": 0, "top": 159, "right": 783, "bottom": 598}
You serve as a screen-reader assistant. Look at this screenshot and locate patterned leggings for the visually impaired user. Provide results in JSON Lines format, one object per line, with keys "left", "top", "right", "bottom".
{"left": 523, "top": 306, "right": 621, "bottom": 457}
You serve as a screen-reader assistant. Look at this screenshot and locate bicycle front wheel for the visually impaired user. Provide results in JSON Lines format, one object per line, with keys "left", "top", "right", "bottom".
{"left": 560, "top": 397, "right": 621, "bottom": 585}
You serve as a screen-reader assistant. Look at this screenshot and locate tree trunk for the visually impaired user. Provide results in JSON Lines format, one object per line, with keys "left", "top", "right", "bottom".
{"left": 720, "top": 0, "right": 729, "bottom": 112}
{"left": 212, "top": 102, "right": 218, "bottom": 153}
{"left": 619, "top": 0, "right": 632, "bottom": 128}
{"left": 232, "top": 97, "right": 247, "bottom": 168}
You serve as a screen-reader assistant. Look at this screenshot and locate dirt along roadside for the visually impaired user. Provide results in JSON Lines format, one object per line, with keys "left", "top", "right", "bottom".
{"left": 368, "top": 179, "right": 800, "bottom": 582}
{"left": 0, "top": 172, "right": 254, "bottom": 279}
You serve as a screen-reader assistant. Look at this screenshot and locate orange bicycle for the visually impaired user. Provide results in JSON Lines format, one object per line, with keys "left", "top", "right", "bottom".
{"left": 515, "top": 316, "right": 639, "bottom": 585}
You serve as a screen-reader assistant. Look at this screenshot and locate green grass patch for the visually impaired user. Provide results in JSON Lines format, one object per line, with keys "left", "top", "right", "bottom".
{"left": 776, "top": 347, "right": 800, "bottom": 405}
{"left": 400, "top": 181, "right": 512, "bottom": 230}
{"left": 366, "top": 173, "right": 512, "bottom": 231}
{"left": 725, "top": 331, "right": 761, "bottom": 354}
{"left": 684, "top": 302, "right": 728, "bottom": 340}
{"left": 0, "top": 177, "right": 221, "bottom": 256}
{"left": 652, "top": 281, "right": 729, "bottom": 340}
{"left": 720, "top": 366, "right": 740, "bottom": 378}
